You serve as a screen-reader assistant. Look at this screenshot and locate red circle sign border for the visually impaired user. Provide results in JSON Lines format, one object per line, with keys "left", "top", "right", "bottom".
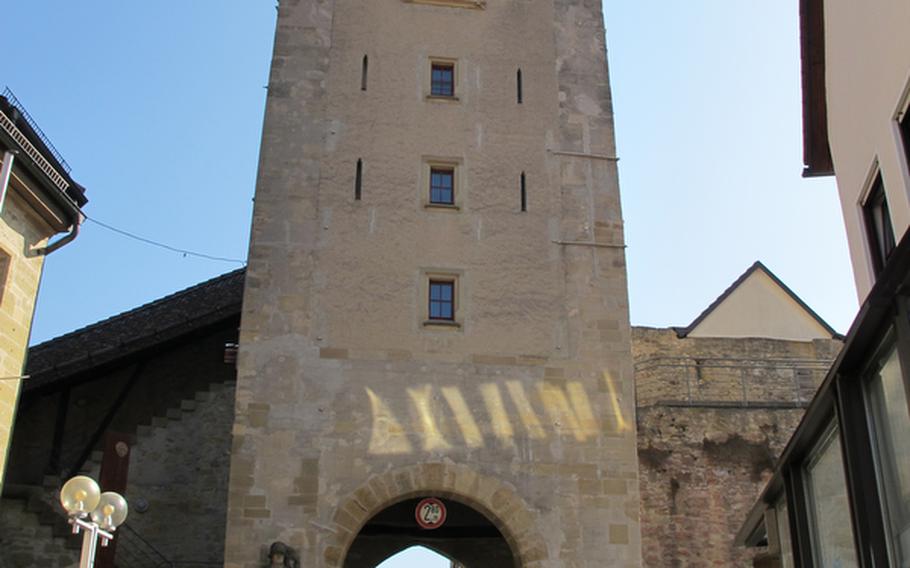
{"left": 415, "top": 497, "right": 447, "bottom": 530}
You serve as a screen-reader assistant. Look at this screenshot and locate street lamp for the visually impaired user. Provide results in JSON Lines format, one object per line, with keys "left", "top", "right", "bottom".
{"left": 59, "top": 475, "right": 128, "bottom": 568}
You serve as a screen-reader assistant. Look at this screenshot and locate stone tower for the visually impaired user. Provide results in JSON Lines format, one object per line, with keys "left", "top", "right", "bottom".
{"left": 225, "top": 1, "right": 640, "bottom": 567}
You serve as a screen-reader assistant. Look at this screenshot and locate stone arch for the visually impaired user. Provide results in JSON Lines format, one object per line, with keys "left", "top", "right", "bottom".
{"left": 323, "top": 463, "right": 548, "bottom": 568}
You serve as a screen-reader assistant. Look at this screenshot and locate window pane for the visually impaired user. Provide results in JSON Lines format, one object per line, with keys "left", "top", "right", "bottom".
{"left": 901, "top": 110, "right": 910, "bottom": 176}
{"left": 430, "top": 169, "right": 454, "bottom": 205}
{"left": 864, "top": 175, "right": 895, "bottom": 274}
{"left": 429, "top": 282, "right": 454, "bottom": 320}
{"left": 805, "top": 426, "right": 859, "bottom": 568}
{"left": 867, "top": 341, "right": 910, "bottom": 565}
{"left": 776, "top": 498, "right": 794, "bottom": 568}
{"left": 431, "top": 64, "right": 454, "bottom": 97}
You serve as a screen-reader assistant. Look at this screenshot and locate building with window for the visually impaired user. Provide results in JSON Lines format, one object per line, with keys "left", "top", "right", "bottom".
{"left": 737, "top": 0, "right": 910, "bottom": 566}
{"left": 227, "top": 1, "right": 642, "bottom": 566}
{"left": 0, "top": 262, "right": 844, "bottom": 567}
{"left": 0, "top": 89, "right": 86, "bottom": 495}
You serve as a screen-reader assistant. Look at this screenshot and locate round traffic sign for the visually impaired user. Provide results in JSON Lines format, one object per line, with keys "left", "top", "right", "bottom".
{"left": 415, "top": 497, "right": 447, "bottom": 530}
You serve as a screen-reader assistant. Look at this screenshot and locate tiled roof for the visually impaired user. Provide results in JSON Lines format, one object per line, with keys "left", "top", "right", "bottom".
{"left": 26, "top": 269, "right": 245, "bottom": 390}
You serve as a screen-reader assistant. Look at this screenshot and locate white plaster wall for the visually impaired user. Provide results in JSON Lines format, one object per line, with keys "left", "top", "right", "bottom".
{"left": 824, "top": 0, "right": 910, "bottom": 299}
{"left": 688, "top": 271, "right": 833, "bottom": 341}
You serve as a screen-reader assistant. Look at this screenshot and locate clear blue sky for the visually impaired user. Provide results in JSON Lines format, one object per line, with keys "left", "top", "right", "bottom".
{"left": 5, "top": 2, "right": 856, "bottom": 349}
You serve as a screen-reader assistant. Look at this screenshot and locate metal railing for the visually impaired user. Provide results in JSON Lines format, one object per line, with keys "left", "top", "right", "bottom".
{"left": 2, "top": 87, "right": 71, "bottom": 173}
{"left": 114, "top": 523, "right": 223, "bottom": 568}
{"left": 635, "top": 356, "right": 834, "bottom": 408}
{"left": 115, "top": 523, "right": 172, "bottom": 568}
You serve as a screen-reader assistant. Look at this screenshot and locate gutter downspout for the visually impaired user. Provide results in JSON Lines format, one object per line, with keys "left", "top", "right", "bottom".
{"left": 0, "top": 149, "right": 81, "bottom": 256}
{"left": 35, "top": 219, "right": 80, "bottom": 256}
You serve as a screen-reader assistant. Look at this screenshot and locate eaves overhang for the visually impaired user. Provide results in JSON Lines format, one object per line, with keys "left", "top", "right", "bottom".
{"left": 0, "top": 95, "right": 86, "bottom": 230}
{"left": 800, "top": 0, "right": 834, "bottom": 177}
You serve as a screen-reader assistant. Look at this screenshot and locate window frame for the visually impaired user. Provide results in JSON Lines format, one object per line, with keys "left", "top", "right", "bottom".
{"left": 862, "top": 304, "right": 910, "bottom": 567}
{"left": 428, "top": 280, "right": 455, "bottom": 321}
{"left": 900, "top": 107, "right": 910, "bottom": 169}
{"left": 420, "top": 270, "right": 463, "bottom": 329}
{"left": 895, "top": 83, "right": 910, "bottom": 187}
{"left": 429, "top": 166, "right": 455, "bottom": 206}
{"left": 427, "top": 58, "right": 458, "bottom": 101}
{"left": 422, "top": 158, "right": 462, "bottom": 211}
{"left": 862, "top": 170, "right": 896, "bottom": 276}
{"left": 802, "top": 422, "right": 860, "bottom": 568}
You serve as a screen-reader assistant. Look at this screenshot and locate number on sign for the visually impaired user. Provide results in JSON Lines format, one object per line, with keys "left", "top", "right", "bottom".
{"left": 415, "top": 498, "right": 447, "bottom": 530}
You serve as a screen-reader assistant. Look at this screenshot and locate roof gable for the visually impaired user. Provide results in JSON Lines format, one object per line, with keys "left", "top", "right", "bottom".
{"left": 676, "top": 262, "right": 840, "bottom": 341}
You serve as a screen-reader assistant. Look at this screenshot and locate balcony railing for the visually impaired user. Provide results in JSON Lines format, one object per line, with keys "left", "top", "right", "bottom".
{"left": 2, "top": 87, "right": 71, "bottom": 174}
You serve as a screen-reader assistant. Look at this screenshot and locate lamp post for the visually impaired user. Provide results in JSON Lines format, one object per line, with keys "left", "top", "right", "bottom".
{"left": 59, "top": 475, "right": 128, "bottom": 568}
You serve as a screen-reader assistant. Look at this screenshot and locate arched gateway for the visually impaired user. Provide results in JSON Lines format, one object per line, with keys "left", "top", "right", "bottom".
{"left": 325, "top": 465, "right": 540, "bottom": 568}
{"left": 224, "top": 0, "right": 641, "bottom": 566}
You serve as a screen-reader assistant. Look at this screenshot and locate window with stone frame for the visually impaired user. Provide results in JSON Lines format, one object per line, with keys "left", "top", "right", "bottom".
{"left": 421, "top": 270, "right": 462, "bottom": 328}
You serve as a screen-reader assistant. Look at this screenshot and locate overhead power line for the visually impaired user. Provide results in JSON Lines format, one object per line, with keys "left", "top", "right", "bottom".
{"left": 85, "top": 215, "right": 247, "bottom": 265}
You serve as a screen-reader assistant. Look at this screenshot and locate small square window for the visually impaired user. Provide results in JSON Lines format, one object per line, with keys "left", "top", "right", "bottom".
{"left": 430, "top": 167, "right": 454, "bottom": 205}
{"left": 429, "top": 280, "right": 455, "bottom": 321}
{"left": 863, "top": 172, "right": 895, "bottom": 275}
{"left": 431, "top": 63, "right": 455, "bottom": 97}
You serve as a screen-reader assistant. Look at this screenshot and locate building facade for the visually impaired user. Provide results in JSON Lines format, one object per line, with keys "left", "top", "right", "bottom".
{"left": 739, "top": 0, "right": 910, "bottom": 566}
{"left": 0, "top": 262, "right": 844, "bottom": 568}
{"left": 801, "top": 0, "right": 910, "bottom": 299}
{"left": 0, "top": 90, "right": 86, "bottom": 494}
{"left": 226, "top": 1, "right": 641, "bottom": 566}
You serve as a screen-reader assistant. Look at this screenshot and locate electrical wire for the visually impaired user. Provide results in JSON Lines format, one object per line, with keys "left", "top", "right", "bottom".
{"left": 85, "top": 215, "right": 247, "bottom": 265}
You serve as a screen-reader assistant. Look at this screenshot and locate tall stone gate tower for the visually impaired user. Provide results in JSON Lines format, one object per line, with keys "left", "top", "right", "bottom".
{"left": 226, "top": 1, "right": 640, "bottom": 566}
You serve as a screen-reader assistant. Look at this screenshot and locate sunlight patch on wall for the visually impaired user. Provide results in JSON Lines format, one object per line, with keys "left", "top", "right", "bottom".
{"left": 365, "top": 371, "right": 628, "bottom": 455}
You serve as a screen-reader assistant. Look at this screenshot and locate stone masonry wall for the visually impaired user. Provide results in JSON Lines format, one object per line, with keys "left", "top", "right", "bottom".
{"left": 0, "top": 322, "right": 841, "bottom": 567}
{"left": 0, "top": 191, "right": 50, "bottom": 493}
{"left": 228, "top": 1, "right": 640, "bottom": 566}
{"left": 633, "top": 327, "right": 842, "bottom": 567}
{"left": 123, "top": 382, "right": 234, "bottom": 566}
{"left": 0, "top": 497, "right": 77, "bottom": 568}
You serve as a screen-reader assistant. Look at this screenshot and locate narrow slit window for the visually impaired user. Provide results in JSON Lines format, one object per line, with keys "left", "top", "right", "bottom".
{"left": 430, "top": 167, "right": 454, "bottom": 205}
{"left": 517, "top": 69, "right": 523, "bottom": 104}
{"left": 520, "top": 172, "right": 527, "bottom": 212}
{"left": 361, "top": 55, "right": 369, "bottom": 91}
{"left": 355, "top": 159, "right": 363, "bottom": 200}
{"left": 429, "top": 280, "right": 455, "bottom": 321}
{"left": 431, "top": 63, "right": 455, "bottom": 97}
